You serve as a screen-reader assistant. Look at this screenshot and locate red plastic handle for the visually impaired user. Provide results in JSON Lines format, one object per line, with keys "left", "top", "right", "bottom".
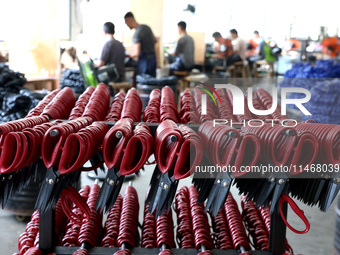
{"left": 61, "top": 187, "right": 90, "bottom": 224}
{"left": 280, "top": 194, "right": 310, "bottom": 234}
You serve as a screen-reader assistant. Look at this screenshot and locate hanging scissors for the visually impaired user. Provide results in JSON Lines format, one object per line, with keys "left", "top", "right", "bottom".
{"left": 96, "top": 119, "right": 154, "bottom": 213}
{"left": 147, "top": 120, "right": 203, "bottom": 217}
{"left": 196, "top": 121, "right": 261, "bottom": 216}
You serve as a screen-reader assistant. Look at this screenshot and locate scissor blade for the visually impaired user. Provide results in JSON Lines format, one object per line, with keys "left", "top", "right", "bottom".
{"left": 165, "top": 180, "right": 179, "bottom": 214}
{"left": 1, "top": 173, "right": 13, "bottom": 208}
{"left": 151, "top": 185, "right": 163, "bottom": 214}
{"left": 269, "top": 179, "right": 287, "bottom": 214}
{"left": 106, "top": 175, "right": 125, "bottom": 212}
{"left": 146, "top": 165, "right": 162, "bottom": 204}
{"left": 205, "top": 179, "right": 220, "bottom": 213}
{"left": 255, "top": 177, "right": 276, "bottom": 206}
{"left": 313, "top": 179, "right": 326, "bottom": 205}
{"left": 153, "top": 173, "right": 172, "bottom": 217}
{"left": 95, "top": 168, "right": 118, "bottom": 212}
{"left": 35, "top": 167, "right": 58, "bottom": 212}
{"left": 211, "top": 177, "right": 232, "bottom": 217}
{"left": 321, "top": 180, "right": 340, "bottom": 211}
{"left": 197, "top": 178, "right": 215, "bottom": 203}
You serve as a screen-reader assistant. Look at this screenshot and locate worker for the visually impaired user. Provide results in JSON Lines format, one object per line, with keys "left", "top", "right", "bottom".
{"left": 98, "top": 22, "right": 125, "bottom": 81}
{"left": 253, "top": 31, "right": 264, "bottom": 48}
{"left": 170, "top": 21, "right": 195, "bottom": 74}
{"left": 124, "top": 12, "right": 157, "bottom": 77}
{"left": 211, "top": 32, "right": 233, "bottom": 66}
{"left": 247, "top": 30, "right": 265, "bottom": 69}
{"left": 230, "top": 29, "right": 247, "bottom": 63}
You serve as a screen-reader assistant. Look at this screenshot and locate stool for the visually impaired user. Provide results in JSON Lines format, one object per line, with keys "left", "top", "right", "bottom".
{"left": 174, "top": 70, "right": 190, "bottom": 92}
{"left": 173, "top": 70, "right": 191, "bottom": 109}
{"left": 109, "top": 81, "right": 133, "bottom": 94}
{"left": 253, "top": 60, "right": 274, "bottom": 78}
{"left": 212, "top": 65, "right": 226, "bottom": 73}
{"left": 124, "top": 67, "right": 137, "bottom": 86}
{"left": 229, "top": 61, "right": 250, "bottom": 78}
{"left": 173, "top": 70, "right": 189, "bottom": 77}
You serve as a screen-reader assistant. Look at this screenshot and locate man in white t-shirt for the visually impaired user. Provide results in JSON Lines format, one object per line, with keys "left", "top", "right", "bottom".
{"left": 230, "top": 29, "right": 247, "bottom": 63}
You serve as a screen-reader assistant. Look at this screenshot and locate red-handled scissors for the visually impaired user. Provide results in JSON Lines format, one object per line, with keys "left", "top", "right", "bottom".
{"left": 199, "top": 121, "right": 261, "bottom": 178}
{"left": 42, "top": 117, "right": 92, "bottom": 169}
{"left": 60, "top": 186, "right": 91, "bottom": 224}
{"left": 173, "top": 124, "right": 203, "bottom": 180}
{"left": 120, "top": 123, "right": 154, "bottom": 176}
{"left": 288, "top": 131, "right": 319, "bottom": 175}
{"left": 0, "top": 121, "right": 62, "bottom": 173}
{"left": 280, "top": 194, "right": 310, "bottom": 234}
{"left": 154, "top": 119, "right": 183, "bottom": 174}
{"left": 58, "top": 122, "right": 108, "bottom": 175}
{"left": 102, "top": 118, "right": 134, "bottom": 170}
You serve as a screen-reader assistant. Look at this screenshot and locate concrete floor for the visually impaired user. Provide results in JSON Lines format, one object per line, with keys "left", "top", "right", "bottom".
{"left": 0, "top": 162, "right": 338, "bottom": 255}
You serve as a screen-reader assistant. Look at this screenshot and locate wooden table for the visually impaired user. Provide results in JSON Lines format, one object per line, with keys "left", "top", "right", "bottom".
{"left": 24, "top": 77, "right": 59, "bottom": 91}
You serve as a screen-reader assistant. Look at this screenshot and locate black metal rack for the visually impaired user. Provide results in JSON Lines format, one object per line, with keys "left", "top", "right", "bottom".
{"left": 38, "top": 121, "right": 288, "bottom": 255}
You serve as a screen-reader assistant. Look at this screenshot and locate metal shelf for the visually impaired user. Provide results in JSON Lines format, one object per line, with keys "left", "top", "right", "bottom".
{"left": 53, "top": 247, "right": 272, "bottom": 255}
{"left": 38, "top": 121, "right": 288, "bottom": 255}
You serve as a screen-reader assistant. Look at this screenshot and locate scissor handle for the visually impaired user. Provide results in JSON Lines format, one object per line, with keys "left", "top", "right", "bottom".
{"left": 42, "top": 126, "right": 68, "bottom": 169}
{"left": 61, "top": 186, "right": 90, "bottom": 224}
{"left": 290, "top": 131, "right": 319, "bottom": 174}
{"left": 233, "top": 133, "right": 261, "bottom": 178}
{"left": 280, "top": 194, "right": 310, "bottom": 234}
{"left": 120, "top": 123, "right": 154, "bottom": 176}
{"left": 270, "top": 126, "right": 297, "bottom": 166}
{"left": 155, "top": 120, "right": 183, "bottom": 174}
{"left": 0, "top": 132, "right": 28, "bottom": 173}
{"left": 174, "top": 126, "right": 203, "bottom": 180}
{"left": 102, "top": 118, "right": 134, "bottom": 169}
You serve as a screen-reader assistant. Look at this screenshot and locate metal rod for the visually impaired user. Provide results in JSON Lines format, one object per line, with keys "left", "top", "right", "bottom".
{"left": 39, "top": 209, "right": 55, "bottom": 253}
{"left": 161, "top": 243, "right": 167, "bottom": 251}
{"left": 269, "top": 202, "right": 287, "bottom": 255}
{"left": 239, "top": 245, "right": 246, "bottom": 253}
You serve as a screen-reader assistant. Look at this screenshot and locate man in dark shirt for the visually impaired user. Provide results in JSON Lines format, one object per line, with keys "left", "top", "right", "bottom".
{"left": 99, "top": 22, "right": 125, "bottom": 81}
{"left": 124, "top": 12, "right": 157, "bottom": 77}
{"left": 170, "top": 21, "right": 194, "bottom": 73}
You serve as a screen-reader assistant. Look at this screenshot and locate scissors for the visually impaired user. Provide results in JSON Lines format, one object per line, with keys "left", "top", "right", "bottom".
{"left": 196, "top": 121, "right": 261, "bottom": 216}
{"left": 0, "top": 121, "right": 63, "bottom": 174}
{"left": 41, "top": 117, "right": 92, "bottom": 169}
{"left": 96, "top": 119, "right": 154, "bottom": 213}
{"left": 146, "top": 120, "right": 203, "bottom": 217}
{"left": 58, "top": 122, "right": 108, "bottom": 175}
{"left": 252, "top": 129, "right": 319, "bottom": 211}
{"left": 60, "top": 185, "right": 91, "bottom": 224}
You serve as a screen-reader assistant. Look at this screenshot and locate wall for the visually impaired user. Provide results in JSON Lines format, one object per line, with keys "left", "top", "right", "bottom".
{"left": 130, "top": 0, "right": 164, "bottom": 66}
{"left": 0, "top": 0, "right": 59, "bottom": 77}
{"left": 163, "top": 0, "right": 340, "bottom": 46}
